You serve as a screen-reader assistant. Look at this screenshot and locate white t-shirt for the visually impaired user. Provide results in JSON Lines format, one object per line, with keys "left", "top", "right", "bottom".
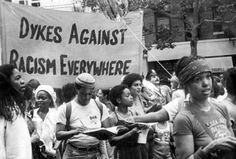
{"left": 57, "top": 99, "right": 109, "bottom": 147}
{"left": 171, "top": 89, "right": 185, "bottom": 101}
{"left": 163, "top": 95, "right": 190, "bottom": 121}
{"left": 0, "top": 114, "right": 32, "bottom": 159}
{"left": 163, "top": 99, "right": 179, "bottom": 122}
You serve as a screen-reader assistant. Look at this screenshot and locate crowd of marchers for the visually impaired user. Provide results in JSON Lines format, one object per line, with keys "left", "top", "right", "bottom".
{"left": 1, "top": 55, "right": 236, "bottom": 159}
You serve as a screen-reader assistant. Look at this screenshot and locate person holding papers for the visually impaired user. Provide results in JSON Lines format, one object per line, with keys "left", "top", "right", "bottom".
{"left": 121, "top": 73, "right": 147, "bottom": 115}
{"left": 56, "top": 73, "right": 110, "bottom": 159}
{"left": 109, "top": 84, "right": 150, "bottom": 159}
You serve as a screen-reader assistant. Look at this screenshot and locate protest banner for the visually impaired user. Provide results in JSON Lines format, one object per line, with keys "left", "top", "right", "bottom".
{"left": 0, "top": 1, "right": 143, "bottom": 89}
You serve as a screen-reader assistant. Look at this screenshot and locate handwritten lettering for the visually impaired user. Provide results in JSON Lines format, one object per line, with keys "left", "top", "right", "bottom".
{"left": 19, "top": 17, "right": 62, "bottom": 43}
{"left": 68, "top": 23, "right": 127, "bottom": 45}
{"left": 9, "top": 49, "right": 56, "bottom": 75}
{"left": 60, "top": 54, "right": 131, "bottom": 76}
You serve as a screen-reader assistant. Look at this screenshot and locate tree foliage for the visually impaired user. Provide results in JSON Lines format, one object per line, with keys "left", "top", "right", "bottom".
{"left": 141, "top": 0, "right": 236, "bottom": 56}
{"left": 80, "top": 0, "right": 236, "bottom": 55}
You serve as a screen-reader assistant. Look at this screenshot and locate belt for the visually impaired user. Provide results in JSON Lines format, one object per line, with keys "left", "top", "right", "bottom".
{"left": 68, "top": 143, "right": 99, "bottom": 152}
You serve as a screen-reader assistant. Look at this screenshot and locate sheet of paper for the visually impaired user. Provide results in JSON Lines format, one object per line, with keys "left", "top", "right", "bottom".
{"left": 106, "top": 126, "right": 119, "bottom": 134}
{"left": 137, "top": 128, "right": 149, "bottom": 144}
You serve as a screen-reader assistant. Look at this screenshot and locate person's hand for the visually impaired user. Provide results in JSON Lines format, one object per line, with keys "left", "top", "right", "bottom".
{"left": 204, "top": 136, "right": 236, "bottom": 154}
{"left": 72, "top": 126, "right": 88, "bottom": 135}
{"left": 117, "top": 125, "right": 129, "bottom": 132}
{"left": 129, "top": 127, "right": 142, "bottom": 136}
{"left": 137, "top": 123, "right": 149, "bottom": 130}
{"left": 130, "top": 123, "right": 149, "bottom": 130}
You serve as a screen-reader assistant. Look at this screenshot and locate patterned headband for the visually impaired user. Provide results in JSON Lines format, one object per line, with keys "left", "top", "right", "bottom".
{"left": 178, "top": 60, "right": 211, "bottom": 85}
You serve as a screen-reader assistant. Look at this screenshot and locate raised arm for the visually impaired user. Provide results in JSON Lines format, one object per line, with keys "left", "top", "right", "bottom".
{"left": 134, "top": 108, "right": 169, "bottom": 123}
{"left": 134, "top": 98, "right": 181, "bottom": 123}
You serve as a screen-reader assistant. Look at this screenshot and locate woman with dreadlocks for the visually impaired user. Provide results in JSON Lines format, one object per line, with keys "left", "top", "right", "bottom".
{"left": 0, "top": 64, "right": 32, "bottom": 159}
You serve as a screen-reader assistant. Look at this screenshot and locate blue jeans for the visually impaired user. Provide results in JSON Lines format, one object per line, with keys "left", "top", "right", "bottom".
{"left": 63, "top": 144, "right": 101, "bottom": 159}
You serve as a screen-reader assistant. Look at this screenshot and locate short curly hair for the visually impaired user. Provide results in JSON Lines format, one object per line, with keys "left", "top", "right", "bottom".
{"left": 109, "top": 84, "right": 128, "bottom": 106}
{"left": 121, "top": 73, "right": 143, "bottom": 88}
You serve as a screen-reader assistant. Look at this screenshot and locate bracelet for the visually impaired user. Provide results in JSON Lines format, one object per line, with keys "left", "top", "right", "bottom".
{"left": 193, "top": 147, "right": 209, "bottom": 159}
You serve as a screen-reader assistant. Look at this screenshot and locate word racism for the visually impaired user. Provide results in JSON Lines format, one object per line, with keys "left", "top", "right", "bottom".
{"left": 9, "top": 50, "right": 131, "bottom": 76}
{"left": 19, "top": 17, "right": 127, "bottom": 45}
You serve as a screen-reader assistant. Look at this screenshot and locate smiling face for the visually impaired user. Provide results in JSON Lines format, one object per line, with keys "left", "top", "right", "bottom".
{"left": 10, "top": 68, "right": 25, "bottom": 93}
{"left": 35, "top": 90, "right": 53, "bottom": 110}
{"left": 187, "top": 72, "right": 212, "bottom": 100}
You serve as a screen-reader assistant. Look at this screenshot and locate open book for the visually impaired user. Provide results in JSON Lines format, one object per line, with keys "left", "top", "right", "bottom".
{"left": 83, "top": 126, "right": 119, "bottom": 140}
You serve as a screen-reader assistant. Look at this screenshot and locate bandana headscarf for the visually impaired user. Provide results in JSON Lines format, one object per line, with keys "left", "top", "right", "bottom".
{"left": 35, "top": 85, "right": 57, "bottom": 107}
{"left": 178, "top": 60, "right": 211, "bottom": 85}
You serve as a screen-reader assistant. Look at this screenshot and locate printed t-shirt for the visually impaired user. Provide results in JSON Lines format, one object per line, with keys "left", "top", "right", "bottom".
{"left": 57, "top": 99, "right": 109, "bottom": 147}
{"left": 152, "top": 122, "right": 172, "bottom": 159}
{"left": 173, "top": 99, "right": 233, "bottom": 151}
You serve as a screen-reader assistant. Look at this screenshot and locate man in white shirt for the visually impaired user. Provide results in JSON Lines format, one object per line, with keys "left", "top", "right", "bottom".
{"left": 56, "top": 73, "right": 110, "bottom": 159}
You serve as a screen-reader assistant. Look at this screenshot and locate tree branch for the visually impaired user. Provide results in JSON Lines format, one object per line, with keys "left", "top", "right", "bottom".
{"left": 155, "top": 9, "right": 182, "bottom": 19}
{"left": 203, "top": 15, "right": 236, "bottom": 24}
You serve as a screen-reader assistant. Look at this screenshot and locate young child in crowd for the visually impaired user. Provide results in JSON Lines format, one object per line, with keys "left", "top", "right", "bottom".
{"left": 109, "top": 84, "right": 148, "bottom": 159}
{"left": 151, "top": 121, "right": 174, "bottom": 159}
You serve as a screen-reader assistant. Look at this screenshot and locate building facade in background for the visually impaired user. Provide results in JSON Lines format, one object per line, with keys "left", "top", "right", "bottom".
{"left": 143, "top": 0, "right": 236, "bottom": 78}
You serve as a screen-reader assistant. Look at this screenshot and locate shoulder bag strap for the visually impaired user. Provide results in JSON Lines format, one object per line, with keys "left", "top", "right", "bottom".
{"left": 94, "top": 99, "right": 103, "bottom": 120}
{"left": 65, "top": 102, "right": 72, "bottom": 131}
{"left": 4, "top": 120, "right": 7, "bottom": 150}
{"left": 114, "top": 111, "right": 120, "bottom": 122}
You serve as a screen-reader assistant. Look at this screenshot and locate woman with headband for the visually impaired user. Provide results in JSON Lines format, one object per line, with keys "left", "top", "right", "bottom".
{"left": 173, "top": 56, "right": 236, "bottom": 159}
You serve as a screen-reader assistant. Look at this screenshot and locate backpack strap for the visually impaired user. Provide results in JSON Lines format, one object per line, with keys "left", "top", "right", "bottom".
{"left": 94, "top": 99, "right": 103, "bottom": 120}
{"left": 4, "top": 120, "right": 7, "bottom": 150}
{"left": 65, "top": 102, "right": 72, "bottom": 131}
